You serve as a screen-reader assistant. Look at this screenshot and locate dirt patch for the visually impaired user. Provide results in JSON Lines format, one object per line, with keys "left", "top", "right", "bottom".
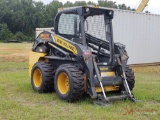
{"left": 0, "top": 48, "right": 22, "bottom": 50}
{"left": 148, "top": 100, "right": 160, "bottom": 104}
{"left": 0, "top": 46, "right": 30, "bottom": 62}
{"left": 132, "top": 66, "right": 160, "bottom": 74}
{"left": 0, "top": 53, "right": 29, "bottom": 62}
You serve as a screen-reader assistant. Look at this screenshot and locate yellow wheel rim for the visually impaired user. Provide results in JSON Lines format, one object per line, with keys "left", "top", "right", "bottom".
{"left": 57, "top": 72, "right": 69, "bottom": 94}
{"left": 33, "top": 68, "right": 42, "bottom": 88}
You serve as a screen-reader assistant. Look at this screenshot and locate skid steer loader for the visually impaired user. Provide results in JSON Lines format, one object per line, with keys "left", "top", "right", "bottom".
{"left": 29, "top": 6, "right": 137, "bottom": 106}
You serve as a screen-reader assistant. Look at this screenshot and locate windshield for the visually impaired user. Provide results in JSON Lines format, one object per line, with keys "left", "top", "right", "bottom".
{"left": 57, "top": 13, "right": 80, "bottom": 39}
{"left": 85, "top": 13, "right": 111, "bottom": 53}
{"left": 85, "top": 14, "right": 107, "bottom": 41}
{"left": 85, "top": 13, "right": 111, "bottom": 42}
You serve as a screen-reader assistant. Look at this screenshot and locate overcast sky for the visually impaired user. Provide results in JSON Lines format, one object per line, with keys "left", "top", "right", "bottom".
{"left": 34, "top": 0, "right": 160, "bottom": 14}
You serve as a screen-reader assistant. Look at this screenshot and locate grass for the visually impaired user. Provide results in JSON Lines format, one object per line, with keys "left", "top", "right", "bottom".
{"left": 0, "top": 43, "right": 160, "bottom": 120}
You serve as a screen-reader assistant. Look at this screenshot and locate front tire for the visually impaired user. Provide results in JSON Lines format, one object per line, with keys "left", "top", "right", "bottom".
{"left": 31, "top": 62, "right": 54, "bottom": 93}
{"left": 54, "top": 64, "right": 84, "bottom": 102}
{"left": 120, "top": 65, "right": 135, "bottom": 91}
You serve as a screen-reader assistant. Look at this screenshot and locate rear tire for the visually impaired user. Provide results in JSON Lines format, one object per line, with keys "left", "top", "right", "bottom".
{"left": 120, "top": 65, "right": 135, "bottom": 91}
{"left": 54, "top": 64, "right": 84, "bottom": 102}
{"left": 31, "top": 62, "right": 54, "bottom": 93}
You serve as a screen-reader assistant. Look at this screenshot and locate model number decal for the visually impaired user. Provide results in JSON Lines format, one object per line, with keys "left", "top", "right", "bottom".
{"left": 54, "top": 35, "right": 78, "bottom": 54}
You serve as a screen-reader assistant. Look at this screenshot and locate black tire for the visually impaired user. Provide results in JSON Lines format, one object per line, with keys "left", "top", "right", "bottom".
{"left": 31, "top": 62, "right": 54, "bottom": 93}
{"left": 54, "top": 64, "right": 84, "bottom": 102}
{"left": 120, "top": 65, "right": 135, "bottom": 91}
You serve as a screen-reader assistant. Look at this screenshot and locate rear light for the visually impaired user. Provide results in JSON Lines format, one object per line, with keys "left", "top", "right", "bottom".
{"left": 83, "top": 50, "right": 92, "bottom": 60}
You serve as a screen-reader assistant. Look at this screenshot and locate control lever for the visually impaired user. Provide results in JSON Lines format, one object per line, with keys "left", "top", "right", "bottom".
{"left": 97, "top": 42, "right": 103, "bottom": 57}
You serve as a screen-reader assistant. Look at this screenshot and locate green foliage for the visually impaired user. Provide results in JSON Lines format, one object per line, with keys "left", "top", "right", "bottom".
{"left": 0, "top": 0, "right": 134, "bottom": 42}
{"left": 14, "top": 32, "right": 34, "bottom": 42}
{"left": 63, "top": 1, "right": 74, "bottom": 7}
{"left": 98, "top": 0, "right": 117, "bottom": 8}
{"left": 0, "top": 23, "right": 13, "bottom": 42}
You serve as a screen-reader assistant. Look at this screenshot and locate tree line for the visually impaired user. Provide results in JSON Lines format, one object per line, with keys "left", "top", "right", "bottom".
{"left": 0, "top": 0, "right": 135, "bottom": 42}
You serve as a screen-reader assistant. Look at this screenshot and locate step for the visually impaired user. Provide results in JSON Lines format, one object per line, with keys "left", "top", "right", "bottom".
{"left": 108, "top": 94, "right": 128, "bottom": 101}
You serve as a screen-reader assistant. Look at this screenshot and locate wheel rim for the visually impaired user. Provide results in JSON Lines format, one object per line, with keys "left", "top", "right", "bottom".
{"left": 33, "top": 68, "right": 42, "bottom": 88}
{"left": 57, "top": 72, "right": 69, "bottom": 94}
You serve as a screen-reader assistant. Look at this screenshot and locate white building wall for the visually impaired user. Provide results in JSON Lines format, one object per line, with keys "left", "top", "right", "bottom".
{"left": 112, "top": 10, "right": 160, "bottom": 64}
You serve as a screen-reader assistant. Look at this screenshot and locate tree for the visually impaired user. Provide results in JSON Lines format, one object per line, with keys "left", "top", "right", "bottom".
{"left": 0, "top": 23, "right": 13, "bottom": 41}
{"left": 45, "top": 0, "right": 63, "bottom": 27}
{"left": 74, "top": 1, "right": 87, "bottom": 6}
{"left": 64, "top": 1, "right": 73, "bottom": 7}
{"left": 98, "top": 0, "right": 117, "bottom": 8}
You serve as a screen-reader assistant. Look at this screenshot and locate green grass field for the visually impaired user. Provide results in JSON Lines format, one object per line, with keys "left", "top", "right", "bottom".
{"left": 0, "top": 43, "right": 160, "bottom": 120}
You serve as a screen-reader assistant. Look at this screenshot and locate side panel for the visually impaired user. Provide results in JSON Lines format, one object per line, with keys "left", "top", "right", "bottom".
{"left": 29, "top": 52, "right": 46, "bottom": 77}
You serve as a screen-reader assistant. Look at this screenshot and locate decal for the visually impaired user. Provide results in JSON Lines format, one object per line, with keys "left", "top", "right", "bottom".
{"left": 54, "top": 35, "right": 78, "bottom": 54}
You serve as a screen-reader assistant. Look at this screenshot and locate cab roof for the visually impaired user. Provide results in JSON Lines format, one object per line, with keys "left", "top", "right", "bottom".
{"left": 58, "top": 6, "right": 114, "bottom": 19}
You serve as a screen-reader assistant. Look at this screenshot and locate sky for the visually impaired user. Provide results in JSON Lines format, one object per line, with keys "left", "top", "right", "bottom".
{"left": 34, "top": 0, "right": 160, "bottom": 14}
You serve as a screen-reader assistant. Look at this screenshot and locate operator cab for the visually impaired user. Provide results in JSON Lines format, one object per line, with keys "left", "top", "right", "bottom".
{"left": 54, "top": 6, "right": 115, "bottom": 66}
